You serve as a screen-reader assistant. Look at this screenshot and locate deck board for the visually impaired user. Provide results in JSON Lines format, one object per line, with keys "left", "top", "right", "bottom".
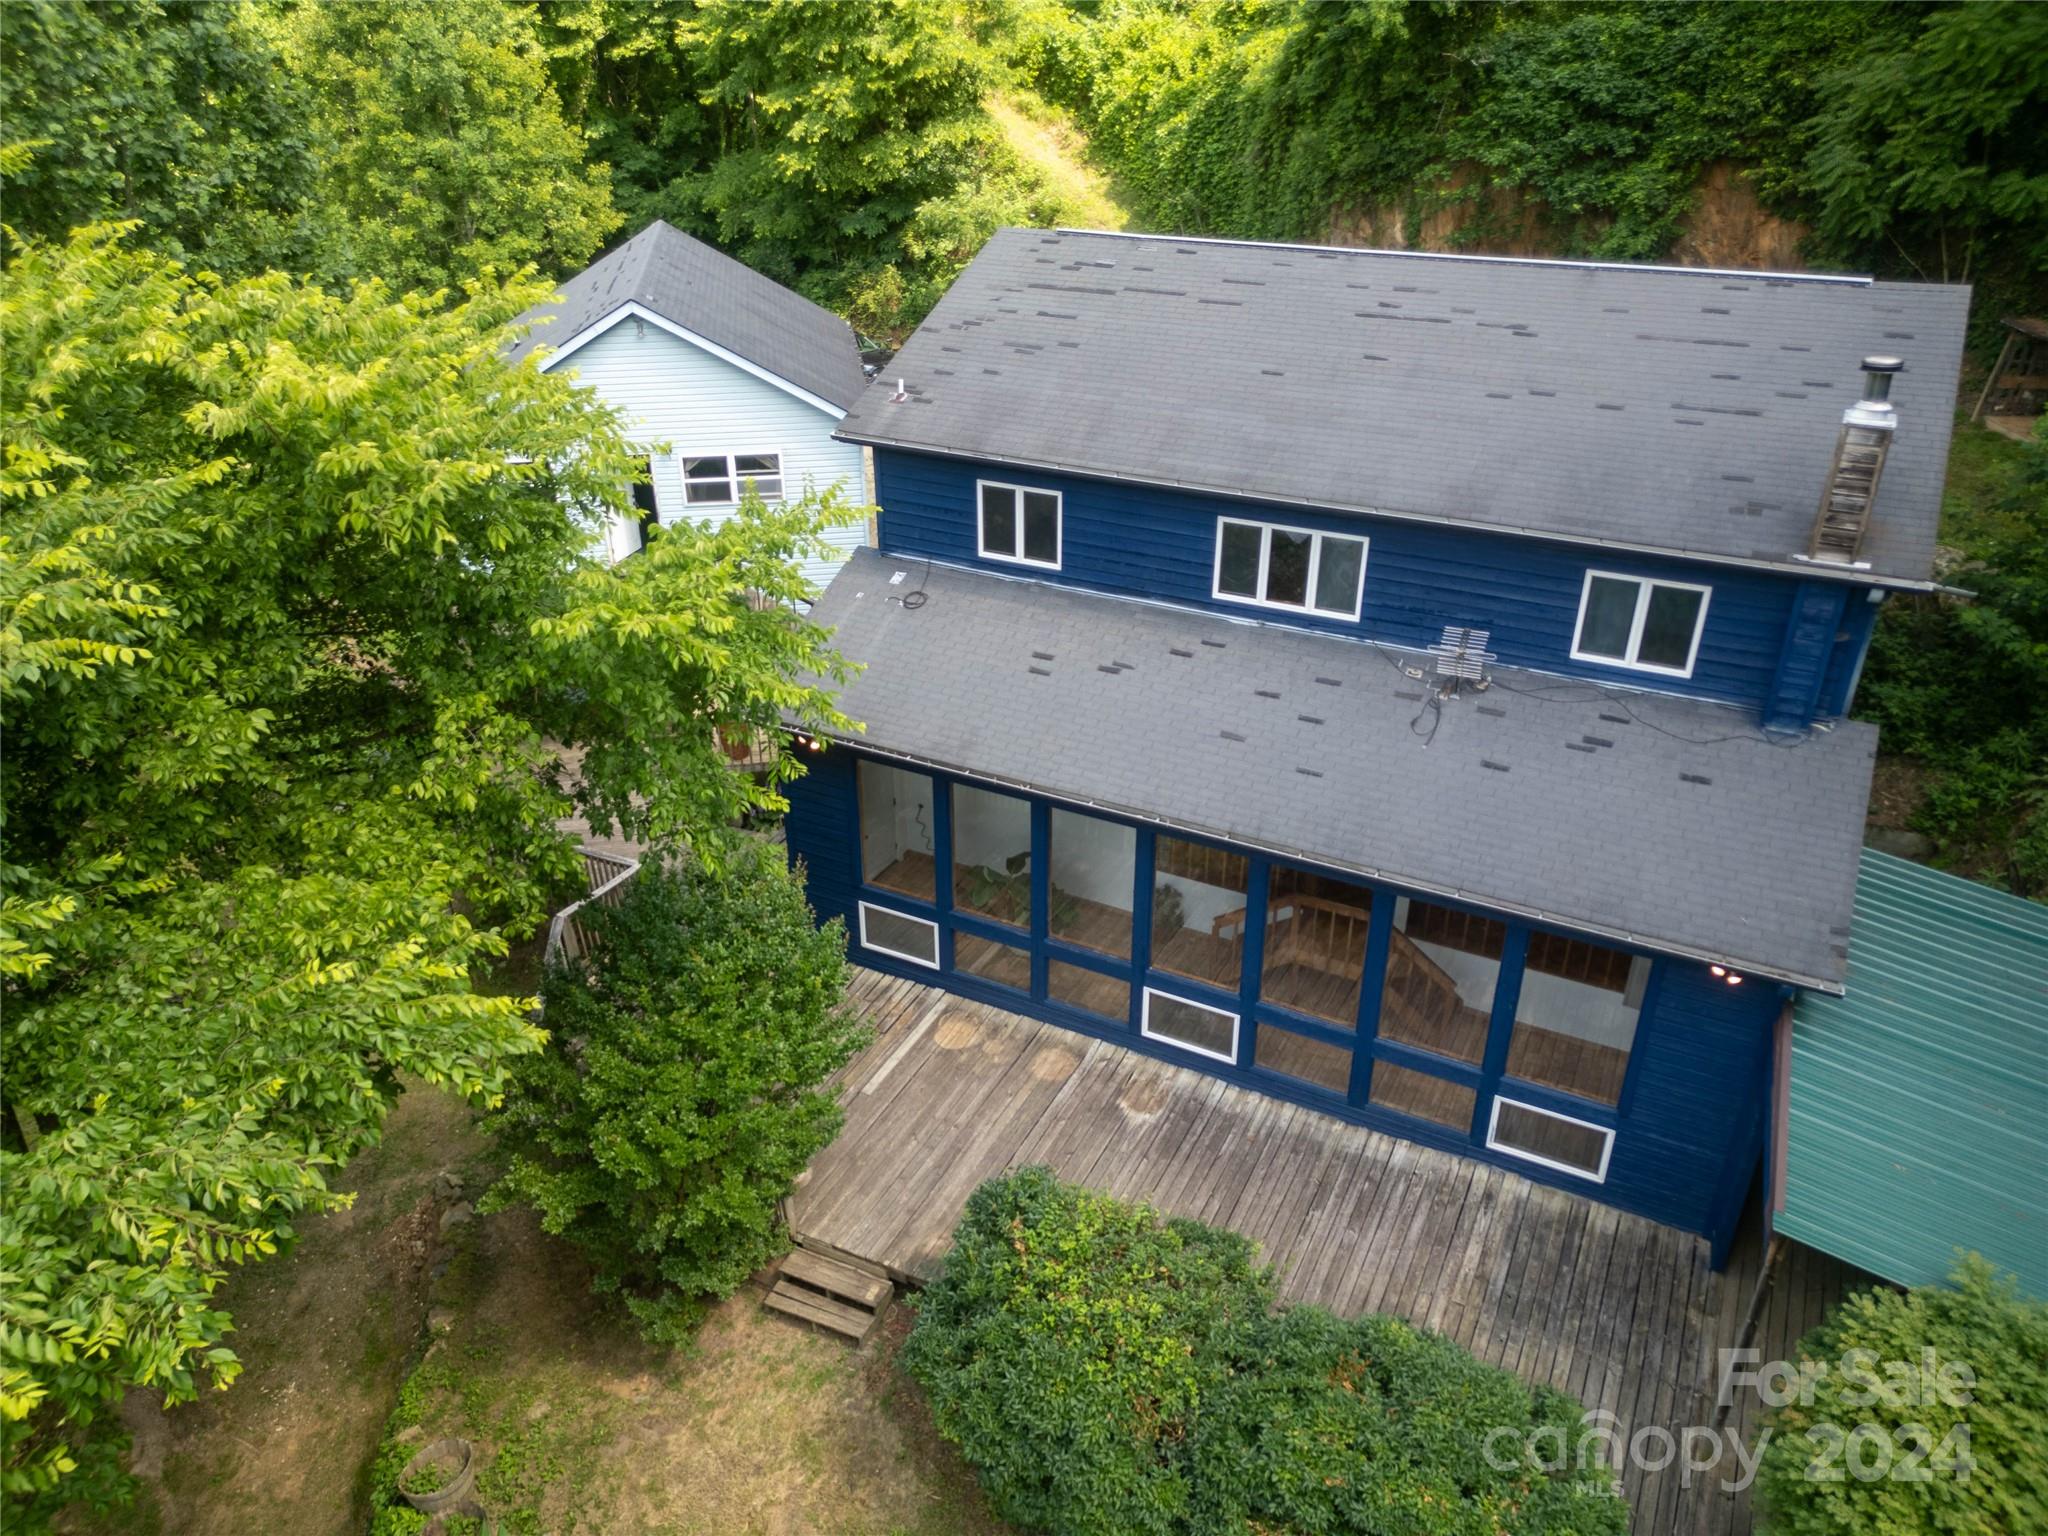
{"left": 793, "top": 968, "right": 1861, "bottom": 1536}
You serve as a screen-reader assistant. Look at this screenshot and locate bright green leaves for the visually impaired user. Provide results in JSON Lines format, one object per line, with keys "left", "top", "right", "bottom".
{"left": 481, "top": 849, "right": 865, "bottom": 1344}
{"left": 1, "top": 214, "right": 857, "bottom": 1521}
{"left": 272, "top": 0, "right": 620, "bottom": 298}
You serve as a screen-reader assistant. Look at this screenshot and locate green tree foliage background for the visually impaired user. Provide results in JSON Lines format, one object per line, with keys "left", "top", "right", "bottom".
{"left": 482, "top": 847, "right": 868, "bottom": 1344}
{"left": 0, "top": 203, "right": 856, "bottom": 1523}
{"left": 1010, "top": 0, "right": 2044, "bottom": 327}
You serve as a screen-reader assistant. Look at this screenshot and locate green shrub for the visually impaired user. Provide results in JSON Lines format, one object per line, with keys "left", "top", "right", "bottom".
{"left": 481, "top": 846, "right": 865, "bottom": 1343}
{"left": 903, "top": 1167, "right": 1626, "bottom": 1536}
{"left": 1757, "top": 1256, "right": 2048, "bottom": 1536}
{"left": 1859, "top": 420, "right": 2048, "bottom": 895}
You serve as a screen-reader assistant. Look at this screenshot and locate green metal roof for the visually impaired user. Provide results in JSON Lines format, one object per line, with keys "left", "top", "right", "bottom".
{"left": 1779, "top": 850, "right": 2048, "bottom": 1296}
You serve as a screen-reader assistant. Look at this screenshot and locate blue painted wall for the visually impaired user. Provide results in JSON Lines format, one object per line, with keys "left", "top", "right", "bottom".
{"left": 784, "top": 743, "right": 1774, "bottom": 1259}
{"left": 873, "top": 446, "right": 1873, "bottom": 725}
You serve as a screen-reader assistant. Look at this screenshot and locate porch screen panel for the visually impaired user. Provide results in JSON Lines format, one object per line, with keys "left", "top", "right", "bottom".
{"left": 1505, "top": 931, "right": 1646, "bottom": 1106}
{"left": 1261, "top": 867, "right": 1374, "bottom": 1027}
{"left": 1255, "top": 1024, "right": 1351, "bottom": 1095}
{"left": 1375, "top": 897, "right": 1501, "bottom": 1066}
{"left": 1143, "top": 991, "right": 1237, "bottom": 1062}
{"left": 1368, "top": 1060, "right": 1476, "bottom": 1132}
{"left": 1048, "top": 960, "right": 1126, "bottom": 1021}
{"left": 1489, "top": 1098, "right": 1612, "bottom": 1179}
{"left": 1151, "top": 837, "right": 1250, "bottom": 991}
{"left": 955, "top": 931, "right": 1030, "bottom": 992}
{"left": 951, "top": 784, "right": 1031, "bottom": 927}
{"left": 857, "top": 759, "right": 936, "bottom": 899}
{"left": 1049, "top": 808, "right": 1135, "bottom": 959}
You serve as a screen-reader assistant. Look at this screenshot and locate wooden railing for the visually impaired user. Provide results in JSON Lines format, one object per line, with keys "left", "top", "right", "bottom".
{"left": 543, "top": 847, "right": 642, "bottom": 968}
{"left": 1212, "top": 895, "right": 1375, "bottom": 982}
{"left": 1379, "top": 929, "right": 1467, "bottom": 1038}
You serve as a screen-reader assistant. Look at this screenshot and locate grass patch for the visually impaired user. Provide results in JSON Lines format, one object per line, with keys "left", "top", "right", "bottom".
{"left": 357, "top": 1197, "right": 1011, "bottom": 1536}
{"left": 1940, "top": 412, "right": 2034, "bottom": 553}
{"left": 985, "top": 90, "right": 1135, "bottom": 233}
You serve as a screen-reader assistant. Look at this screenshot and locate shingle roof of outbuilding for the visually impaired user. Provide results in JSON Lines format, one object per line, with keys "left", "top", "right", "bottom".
{"left": 808, "top": 548, "right": 1877, "bottom": 990}
{"left": 508, "top": 220, "right": 866, "bottom": 412}
{"left": 836, "top": 229, "right": 1970, "bottom": 585}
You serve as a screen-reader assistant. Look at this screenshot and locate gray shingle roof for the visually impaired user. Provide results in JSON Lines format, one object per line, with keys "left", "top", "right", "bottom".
{"left": 837, "top": 229, "right": 1970, "bottom": 585}
{"left": 508, "top": 220, "right": 866, "bottom": 411}
{"left": 809, "top": 548, "right": 1875, "bottom": 989}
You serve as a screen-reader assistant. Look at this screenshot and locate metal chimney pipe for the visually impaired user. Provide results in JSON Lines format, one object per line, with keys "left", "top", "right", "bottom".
{"left": 1807, "top": 356, "right": 1904, "bottom": 565}
{"left": 1854, "top": 355, "right": 1903, "bottom": 414}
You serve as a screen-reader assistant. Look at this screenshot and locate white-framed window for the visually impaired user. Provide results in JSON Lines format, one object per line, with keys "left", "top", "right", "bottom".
{"left": 683, "top": 452, "right": 784, "bottom": 506}
{"left": 856, "top": 901, "right": 940, "bottom": 970}
{"left": 1570, "top": 570, "right": 1711, "bottom": 677}
{"left": 977, "top": 480, "right": 1061, "bottom": 568}
{"left": 1213, "top": 517, "right": 1367, "bottom": 620}
{"left": 1485, "top": 1096, "right": 1615, "bottom": 1182}
{"left": 1140, "top": 986, "right": 1239, "bottom": 1065}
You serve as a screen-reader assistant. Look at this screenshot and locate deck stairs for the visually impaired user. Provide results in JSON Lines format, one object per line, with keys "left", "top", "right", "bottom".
{"left": 763, "top": 1241, "right": 893, "bottom": 1343}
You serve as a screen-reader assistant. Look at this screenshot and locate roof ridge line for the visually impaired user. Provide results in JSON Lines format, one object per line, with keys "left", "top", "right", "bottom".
{"left": 1044, "top": 226, "right": 1874, "bottom": 287}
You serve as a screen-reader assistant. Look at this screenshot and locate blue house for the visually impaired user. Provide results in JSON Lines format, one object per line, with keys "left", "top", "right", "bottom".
{"left": 782, "top": 228, "right": 1970, "bottom": 1263}
{"left": 510, "top": 220, "right": 870, "bottom": 587}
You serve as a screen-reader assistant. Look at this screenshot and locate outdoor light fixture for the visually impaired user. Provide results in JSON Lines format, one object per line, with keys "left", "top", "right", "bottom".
{"left": 1709, "top": 965, "right": 1745, "bottom": 985}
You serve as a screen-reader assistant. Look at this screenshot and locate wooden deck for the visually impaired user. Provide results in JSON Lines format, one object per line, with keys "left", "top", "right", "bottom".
{"left": 790, "top": 969, "right": 1865, "bottom": 1536}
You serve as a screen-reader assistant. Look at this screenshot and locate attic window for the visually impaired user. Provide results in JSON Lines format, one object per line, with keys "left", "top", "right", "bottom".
{"left": 683, "top": 452, "right": 783, "bottom": 506}
{"left": 1213, "top": 517, "right": 1366, "bottom": 621}
{"left": 1570, "top": 570, "right": 1710, "bottom": 678}
{"left": 978, "top": 481, "right": 1062, "bottom": 569}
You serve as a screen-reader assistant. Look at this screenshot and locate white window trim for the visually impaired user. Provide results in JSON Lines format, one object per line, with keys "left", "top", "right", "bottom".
{"left": 1485, "top": 1095, "right": 1615, "bottom": 1183}
{"left": 1139, "top": 986, "right": 1240, "bottom": 1065}
{"left": 1211, "top": 516, "right": 1367, "bottom": 622}
{"left": 1568, "top": 569, "right": 1712, "bottom": 678}
{"left": 975, "top": 479, "right": 1063, "bottom": 570}
{"left": 681, "top": 450, "right": 786, "bottom": 510}
{"left": 856, "top": 901, "right": 941, "bottom": 971}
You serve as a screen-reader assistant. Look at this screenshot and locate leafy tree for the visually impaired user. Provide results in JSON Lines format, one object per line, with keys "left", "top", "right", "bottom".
{"left": 1858, "top": 420, "right": 2048, "bottom": 895}
{"left": 1757, "top": 1256, "right": 2048, "bottom": 1536}
{"left": 0, "top": 206, "right": 855, "bottom": 1522}
{"left": 0, "top": 0, "right": 318, "bottom": 274}
{"left": 481, "top": 847, "right": 867, "bottom": 1343}
{"left": 539, "top": 0, "right": 1003, "bottom": 329}
{"left": 1804, "top": 0, "right": 2048, "bottom": 283}
{"left": 270, "top": 0, "right": 621, "bottom": 294}
{"left": 904, "top": 1167, "right": 1626, "bottom": 1536}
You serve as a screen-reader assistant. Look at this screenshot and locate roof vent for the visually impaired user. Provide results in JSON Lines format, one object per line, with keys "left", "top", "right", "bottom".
{"left": 1806, "top": 356, "right": 1901, "bottom": 565}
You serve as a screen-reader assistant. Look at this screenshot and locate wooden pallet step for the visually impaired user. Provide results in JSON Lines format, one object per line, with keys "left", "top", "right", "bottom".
{"left": 763, "top": 1277, "right": 879, "bottom": 1342}
{"left": 781, "top": 1247, "right": 893, "bottom": 1310}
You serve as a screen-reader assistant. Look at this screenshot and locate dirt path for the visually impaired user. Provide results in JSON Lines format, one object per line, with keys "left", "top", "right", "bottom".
{"left": 79, "top": 1087, "right": 486, "bottom": 1536}
{"left": 985, "top": 91, "right": 1134, "bottom": 233}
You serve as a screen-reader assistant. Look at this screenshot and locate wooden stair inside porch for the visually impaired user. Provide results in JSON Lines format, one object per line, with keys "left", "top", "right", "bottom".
{"left": 763, "top": 1242, "right": 893, "bottom": 1343}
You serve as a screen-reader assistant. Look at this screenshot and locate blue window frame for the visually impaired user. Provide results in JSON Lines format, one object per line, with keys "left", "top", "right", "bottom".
{"left": 841, "top": 749, "right": 1648, "bottom": 1174}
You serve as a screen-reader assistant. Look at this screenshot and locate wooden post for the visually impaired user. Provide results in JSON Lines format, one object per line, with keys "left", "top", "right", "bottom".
{"left": 1972, "top": 327, "right": 2019, "bottom": 421}
{"left": 1713, "top": 1235, "right": 1785, "bottom": 1430}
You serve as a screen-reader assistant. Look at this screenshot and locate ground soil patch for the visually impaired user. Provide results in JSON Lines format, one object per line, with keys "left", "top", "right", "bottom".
{"left": 372, "top": 1194, "right": 1010, "bottom": 1536}
{"left": 71, "top": 1086, "right": 487, "bottom": 1536}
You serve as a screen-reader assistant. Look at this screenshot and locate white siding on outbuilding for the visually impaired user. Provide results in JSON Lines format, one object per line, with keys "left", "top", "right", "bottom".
{"left": 548, "top": 317, "right": 870, "bottom": 590}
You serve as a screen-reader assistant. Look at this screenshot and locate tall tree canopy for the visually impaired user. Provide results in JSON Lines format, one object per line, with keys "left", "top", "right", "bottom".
{"left": 0, "top": 203, "right": 856, "bottom": 1521}
{"left": 0, "top": 0, "right": 318, "bottom": 273}
{"left": 270, "top": 0, "right": 621, "bottom": 295}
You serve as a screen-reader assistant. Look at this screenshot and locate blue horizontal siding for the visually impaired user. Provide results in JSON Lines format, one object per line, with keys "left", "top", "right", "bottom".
{"left": 875, "top": 447, "right": 1804, "bottom": 716}
{"left": 784, "top": 744, "right": 1776, "bottom": 1255}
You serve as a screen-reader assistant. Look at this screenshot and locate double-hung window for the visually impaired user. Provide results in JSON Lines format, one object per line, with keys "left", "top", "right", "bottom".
{"left": 978, "top": 481, "right": 1061, "bottom": 568}
{"left": 1214, "top": 517, "right": 1366, "bottom": 620}
{"left": 1570, "top": 570, "right": 1710, "bottom": 677}
{"left": 683, "top": 452, "right": 783, "bottom": 506}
